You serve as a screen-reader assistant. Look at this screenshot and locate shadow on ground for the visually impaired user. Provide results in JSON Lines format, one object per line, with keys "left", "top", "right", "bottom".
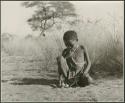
{"left": 10, "top": 78, "right": 58, "bottom": 87}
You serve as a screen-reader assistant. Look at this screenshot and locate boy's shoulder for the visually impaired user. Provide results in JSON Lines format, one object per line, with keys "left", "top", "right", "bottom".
{"left": 79, "top": 45, "right": 84, "bottom": 49}
{"left": 79, "top": 45, "right": 86, "bottom": 51}
{"left": 79, "top": 45, "right": 88, "bottom": 51}
{"left": 62, "top": 45, "right": 87, "bottom": 58}
{"left": 76, "top": 45, "right": 88, "bottom": 54}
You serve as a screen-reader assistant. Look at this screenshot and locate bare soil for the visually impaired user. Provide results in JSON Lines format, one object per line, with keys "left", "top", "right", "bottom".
{"left": 1, "top": 55, "right": 124, "bottom": 102}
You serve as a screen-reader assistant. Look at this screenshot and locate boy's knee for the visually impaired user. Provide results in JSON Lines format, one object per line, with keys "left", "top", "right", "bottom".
{"left": 57, "top": 56, "right": 66, "bottom": 62}
{"left": 56, "top": 56, "right": 61, "bottom": 62}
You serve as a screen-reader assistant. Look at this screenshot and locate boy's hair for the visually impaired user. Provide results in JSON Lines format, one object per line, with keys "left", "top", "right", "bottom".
{"left": 63, "top": 30, "right": 78, "bottom": 42}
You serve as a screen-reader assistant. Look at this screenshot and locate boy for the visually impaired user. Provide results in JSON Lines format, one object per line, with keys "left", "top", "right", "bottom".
{"left": 57, "top": 30, "right": 93, "bottom": 88}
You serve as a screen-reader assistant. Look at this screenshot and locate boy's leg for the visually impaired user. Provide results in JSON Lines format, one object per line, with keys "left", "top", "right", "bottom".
{"left": 59, "top": 74, "right": 65, "bottom": 87}
{"left": 85, "top": 73, "right": 96, "bottom": 85}
{"left": 57, "top": 56, "right": 69, "bottom": 87}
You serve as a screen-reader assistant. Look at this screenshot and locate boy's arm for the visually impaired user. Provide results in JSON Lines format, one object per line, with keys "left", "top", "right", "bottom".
{"left": 74, "top": 46, "right": 91, "bottom": 76}
{"left": 83, "top": 46, "right": 91, "bottom": 76}
{"left": 62, "top": 48, "right": 74, "bottom": 59}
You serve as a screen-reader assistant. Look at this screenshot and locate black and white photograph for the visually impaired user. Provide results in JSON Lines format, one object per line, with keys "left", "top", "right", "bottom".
{"left": 1, "top": 1, "right": 124, "bottom": 102}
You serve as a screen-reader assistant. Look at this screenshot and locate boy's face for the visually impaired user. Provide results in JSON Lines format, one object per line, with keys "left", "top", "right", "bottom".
{"left": 64, "top": 39, "right": 77, "bottom": 48}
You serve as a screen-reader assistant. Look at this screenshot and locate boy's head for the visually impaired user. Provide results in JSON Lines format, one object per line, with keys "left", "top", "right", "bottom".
{"left": 63, "top": 30, "right": 78, "bottom": 48}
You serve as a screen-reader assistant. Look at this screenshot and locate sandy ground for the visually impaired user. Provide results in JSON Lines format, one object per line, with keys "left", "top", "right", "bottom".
{"left": 1, "top": 55, "right": 124, "bottom": 102}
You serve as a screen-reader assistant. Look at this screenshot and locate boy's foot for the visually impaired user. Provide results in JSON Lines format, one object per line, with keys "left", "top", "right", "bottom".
{"left": 64, "top": 84, "right": 69, "bottom": 88}
{"left": 60, "top": 83, "right": 69, "bottom": 88}
{"left": 59, "top": 82, "right": 65, "bottom": 88}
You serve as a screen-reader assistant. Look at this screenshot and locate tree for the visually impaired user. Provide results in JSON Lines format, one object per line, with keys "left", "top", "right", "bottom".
{"left": 22, "top": 1, "right": 77, "bottom": 37}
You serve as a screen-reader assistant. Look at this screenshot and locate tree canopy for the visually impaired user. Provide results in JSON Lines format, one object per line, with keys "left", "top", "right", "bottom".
{"left": 22, "top": 1, "right": 77, "bottom": 36}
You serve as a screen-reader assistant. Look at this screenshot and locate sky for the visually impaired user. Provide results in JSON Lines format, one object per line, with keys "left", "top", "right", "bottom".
{"left": 1, "top": 1, "right": 124, "bottom": 37}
